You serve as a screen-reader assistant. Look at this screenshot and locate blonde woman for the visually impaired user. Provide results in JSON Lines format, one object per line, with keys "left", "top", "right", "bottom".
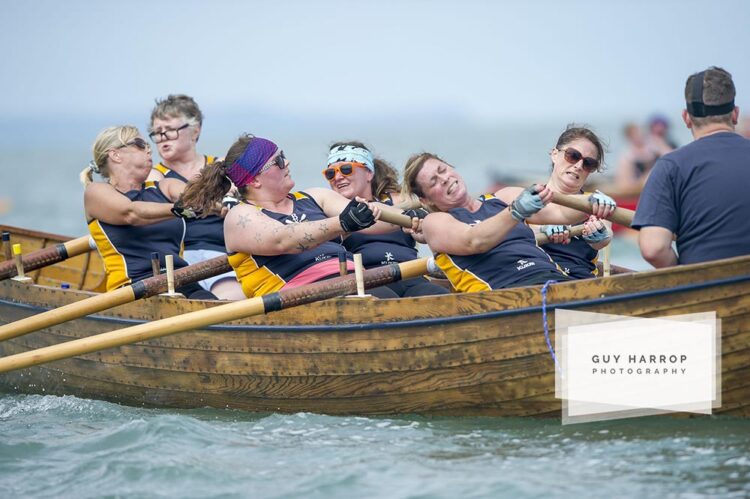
{"left": 80, "top": 125, "right": 215, "bottom": 299}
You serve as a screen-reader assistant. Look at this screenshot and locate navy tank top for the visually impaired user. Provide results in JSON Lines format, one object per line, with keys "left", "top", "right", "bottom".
{"left": 544, "top": 234, "right": 598, "bottom": 279}
{"left": 159, "top": 157, "right": 225, "bottom": 252}
{"left": 88, "top": 182, "right": 188, "bottom": 291}
{"left": 343, "top": 194, "right": 417, "bottom": 267}
{"left": 227, "top": 192, "right": 348, "bottom": 297}
{"left": 435, "top": 194, "right": 564, "bottom": 292}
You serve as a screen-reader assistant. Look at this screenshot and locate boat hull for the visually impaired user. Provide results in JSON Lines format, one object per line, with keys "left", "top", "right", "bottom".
{"left": 1, "top": 225, "right": 748, "bottom": 417}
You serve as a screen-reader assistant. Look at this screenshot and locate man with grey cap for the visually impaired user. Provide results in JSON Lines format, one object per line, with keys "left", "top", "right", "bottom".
{"left": 633, "top": 66, "right": 750, "bottom": 267}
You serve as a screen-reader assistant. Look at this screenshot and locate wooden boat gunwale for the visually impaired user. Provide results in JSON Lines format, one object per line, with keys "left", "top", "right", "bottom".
{"left": 1, "top": 269, "right": 749, "bottom": 332}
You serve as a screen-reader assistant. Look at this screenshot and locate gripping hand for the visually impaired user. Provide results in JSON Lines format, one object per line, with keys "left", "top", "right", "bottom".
{"left": 339, "top": 199, "right": 376, "bottom": 232}
{"left": 509, "top": 185, "right": 545, "bottom": 222}
{"left": 171, "top": 200, "right": 201, "bottom": 219}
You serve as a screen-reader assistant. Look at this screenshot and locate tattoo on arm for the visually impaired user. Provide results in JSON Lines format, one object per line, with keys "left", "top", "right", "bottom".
{"left": 318, "top": 221, "right": 329, "bottom": 234}
{"left": 237, "top": 213, "right": 250, "bottom": 228}
{"left": 303, "top": 232, "right": 315, "bottom": 244}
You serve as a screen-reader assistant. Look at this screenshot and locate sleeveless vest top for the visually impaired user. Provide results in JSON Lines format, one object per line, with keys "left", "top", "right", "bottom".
{"left": 88, "top": 181, "right": 187, "bottom": 291}
{"left": 435, "top": 194, "right": 564, "bottom": 292}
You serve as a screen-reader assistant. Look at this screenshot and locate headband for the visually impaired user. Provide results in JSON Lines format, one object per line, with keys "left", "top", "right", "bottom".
{"left": 327, "top": 145, "right": 374, "bottom": 171}
{"left": 226, "top": 137, "right": 278, "bottom": 187}
{"left": 686, "top": 71, "right": 735, "bottom": 118}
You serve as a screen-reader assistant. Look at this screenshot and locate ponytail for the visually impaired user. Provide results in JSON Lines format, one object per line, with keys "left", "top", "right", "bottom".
{"left": 180, "top": 160, "right": 233, "bottom": 213}
{"left": 80, "top": 160, "right": 102, "bottom": 187}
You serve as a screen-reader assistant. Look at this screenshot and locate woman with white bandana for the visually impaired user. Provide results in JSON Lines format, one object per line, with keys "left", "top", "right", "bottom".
{"left": 324, "top": 141, "right": 449, "bottom": 296}
{"left": 178, "top": 134, "right": 405, "bottom": 299}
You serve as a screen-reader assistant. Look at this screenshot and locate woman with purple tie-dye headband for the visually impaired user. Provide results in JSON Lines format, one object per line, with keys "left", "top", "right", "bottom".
{"left": 179, "top": 134, "right": 408, "bottom": 299}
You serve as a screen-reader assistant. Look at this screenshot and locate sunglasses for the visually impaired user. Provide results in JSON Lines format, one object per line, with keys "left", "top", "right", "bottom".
{"left": 260, "top": 150, "right": 287, "bottom": 174}
{"left": 322, "top": 162, "right": 368, "bottom": 181}
{"left": 559, "top": 147, "right": 599, "bottom": 172}
{"left": 148, "top": 123, "right": 190, "bottom": 143}
{"left": 116, "top": 137, "right": 150, "bottom": 151}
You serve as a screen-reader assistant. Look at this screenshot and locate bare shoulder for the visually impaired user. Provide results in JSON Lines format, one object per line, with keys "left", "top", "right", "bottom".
{"left": 495, "top": 186, "right": 523, "bottom": 203}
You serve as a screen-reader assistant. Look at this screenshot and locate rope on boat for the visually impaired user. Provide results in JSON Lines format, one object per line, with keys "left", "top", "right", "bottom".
{"left": 541, "top": 279, "right": 562, "bottom": 375}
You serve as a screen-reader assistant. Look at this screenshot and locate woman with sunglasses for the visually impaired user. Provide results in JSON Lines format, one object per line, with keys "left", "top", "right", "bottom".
{"left": 531, "top": 125, "right": 613, "bottom": 279}
{"left": 145, "top": 94, "right": 244, "bottom": 300}
{"left": 401, "top": 145, "right": 616, "bottom": 292}
{"left": 79, "top": 125, "right": 215, "bottom": 299}
{"left": 179, "top": 134, "right": 408, "bottom": 299}
{"left": 324, "top": 141, "right": 449, "bottom": 296}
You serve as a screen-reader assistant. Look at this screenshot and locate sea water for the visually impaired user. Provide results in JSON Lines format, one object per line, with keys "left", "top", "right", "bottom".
{"left": 0, "top": 394, "right": 748, "bottom": 498}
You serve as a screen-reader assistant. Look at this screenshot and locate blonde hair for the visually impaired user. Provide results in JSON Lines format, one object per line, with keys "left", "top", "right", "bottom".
{"left": 79, "top": 125, "right": 140, "bottom": 186}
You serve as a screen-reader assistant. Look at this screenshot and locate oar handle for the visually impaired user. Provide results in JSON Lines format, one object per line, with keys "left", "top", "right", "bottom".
{"left": 551, "top": 192, "right": 634, "bottom": 227}
{"left": 535, "top": 224, "right": 586, "bottom": 245}
{"left": 0, "top": 235, "right": 94, "bottom": 281}
{"left": 0, "top": 258, "right": 430, "bottom": 374}
{"left": 378, "top": 209, "right": 414, "bottom": 228}
{"left": 0, "top": 255, "right": 231, "bottom": 342}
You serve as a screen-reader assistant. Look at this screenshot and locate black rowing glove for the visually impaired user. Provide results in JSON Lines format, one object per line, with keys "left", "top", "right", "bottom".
{"left": 171, "top": 200, "right": 201, "bottom": 219}
{"left": 339, "top": 199, "right": 376, "bottom": 232}
{"left": 402, "top": 208, "right": 429, "bottom": 219}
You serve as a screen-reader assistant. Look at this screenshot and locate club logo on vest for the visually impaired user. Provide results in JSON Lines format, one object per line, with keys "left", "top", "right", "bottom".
{"left": 516, "top": 259, "right": 536, "bottom": 271}
{"left": 284, "top": 213, "right": 307, "bottom": 224}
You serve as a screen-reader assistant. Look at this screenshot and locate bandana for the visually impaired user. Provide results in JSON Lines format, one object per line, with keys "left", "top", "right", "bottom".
{"left": 327, "top": 145, "right": 374, "bottom": 171}
{"left": 226, "top": 137, "right": 278, "bottom": 187}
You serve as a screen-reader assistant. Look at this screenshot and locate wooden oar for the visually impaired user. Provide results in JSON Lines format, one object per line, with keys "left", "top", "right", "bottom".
{"left": 0, "top": 258, "right": 430, "bottom": 374}
{"left": 550, "top": 192, "right": 634, "bottom": 227}
{"left": 535, "top": 224, "right": 586, "bottom": 246}
{"left": 0, "top": 256, "right": 231, "bottom": 342}
{"left": 0, "top": 235, "right": 94, "bottom": 281}
{"left": 0, "top": 213, "right": 415, "bottom": 343}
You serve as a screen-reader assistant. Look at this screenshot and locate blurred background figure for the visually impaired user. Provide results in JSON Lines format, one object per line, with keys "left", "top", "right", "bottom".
{"left": 738, "top": 116, "right": 750, "bottom": 139}
{"left": 646, "top": 114, "right": 678, "bottom": 158}
{"left": 614, "top": 122, "right": 658, "bottom": 197}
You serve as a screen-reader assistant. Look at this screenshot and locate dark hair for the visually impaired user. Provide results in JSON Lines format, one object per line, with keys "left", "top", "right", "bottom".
{"left": 401, "top": 152, "right": 449, "bottom": 199}
{"left": 329, "top": 141, "right": 400, "bottom": 200}
{"left": 554, "top": 124, "right": 607, "bottom": 172}
{"left": 684, "top": 67, "right": 736, "bottom": 127}
{"left": 180, "top": 134, "right": 253, "bottom": 213}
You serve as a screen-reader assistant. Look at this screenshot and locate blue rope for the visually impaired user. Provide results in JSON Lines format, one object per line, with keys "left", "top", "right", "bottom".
{"left": 541, "top": 279, "right": 562, "bottom": 375}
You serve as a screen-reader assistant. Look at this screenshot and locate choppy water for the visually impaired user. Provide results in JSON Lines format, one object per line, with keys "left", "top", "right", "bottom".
{"left": 1, "top": 394, "right": 748, "bottom": 498}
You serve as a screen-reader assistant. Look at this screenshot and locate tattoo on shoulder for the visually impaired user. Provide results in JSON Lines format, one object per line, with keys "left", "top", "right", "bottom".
{"left": 237, "top": 213, "right": 251, "bottom": 228}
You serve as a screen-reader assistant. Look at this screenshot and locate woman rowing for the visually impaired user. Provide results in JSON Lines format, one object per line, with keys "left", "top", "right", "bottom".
{"left": 401, "top": 152, "right": 616, "bottom": 292}
{"left": 80, "top": 125, "right": 215, "bottom": 299}
{"left": 528, "top": 125, "right": 613, "bottom": 279}
{"left": 179, "top": 134, "right": 408, "bottom": 299}
{"left": 324, "top": 141, "right": 449, "bottom": 296}
{"left": 145, "top": 95, "right": 243, "bottom": 299}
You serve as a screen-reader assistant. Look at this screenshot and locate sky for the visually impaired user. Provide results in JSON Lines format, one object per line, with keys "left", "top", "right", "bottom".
{"left": 2, "top": 0, "right": 748, "bottom": 124}
{"left": 1, "top": 0, "right": 749, "bottom": 243}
